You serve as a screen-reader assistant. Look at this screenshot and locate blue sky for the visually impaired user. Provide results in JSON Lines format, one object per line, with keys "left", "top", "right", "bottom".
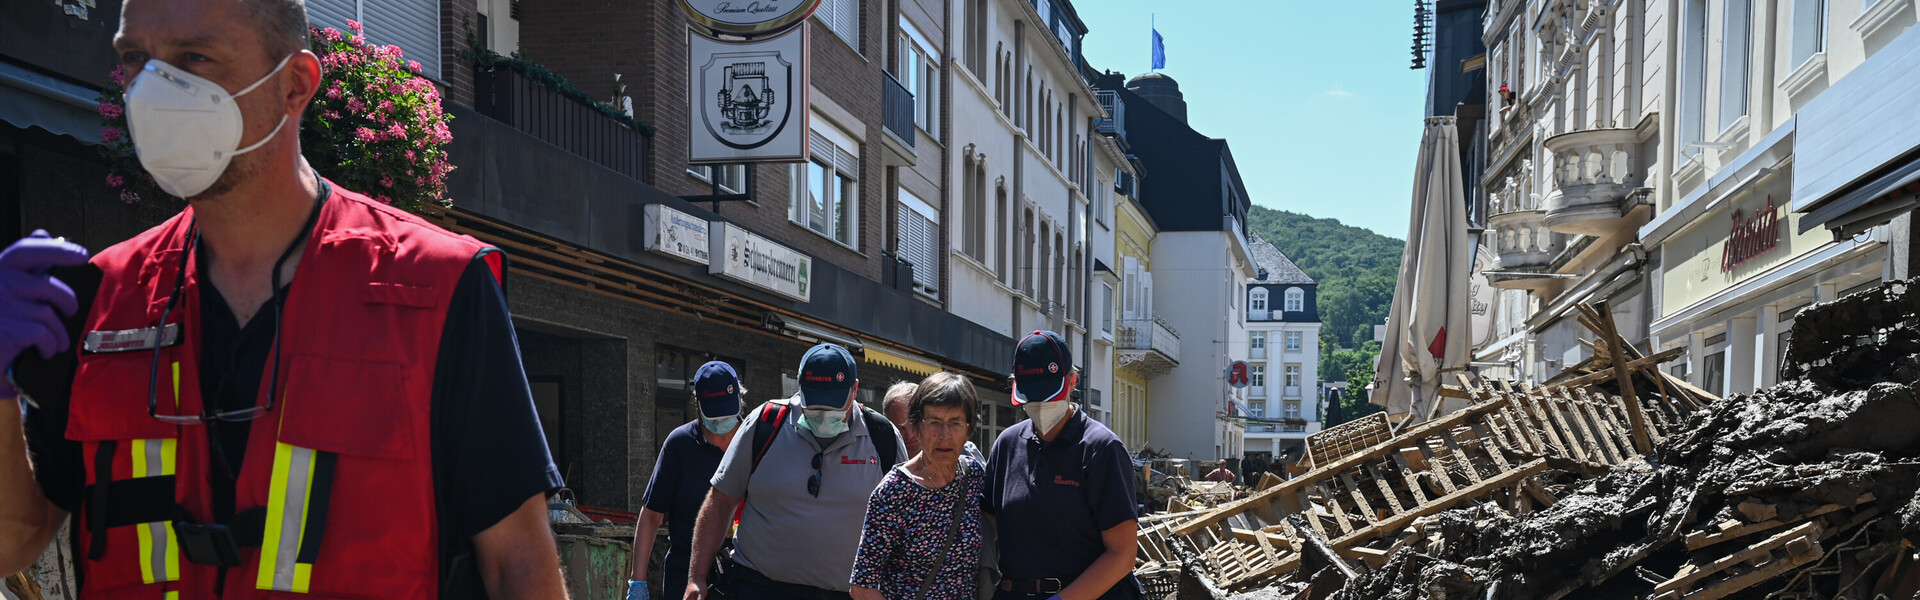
{"left": 1075, "top": 1, "right": 1427, "bottom": 240}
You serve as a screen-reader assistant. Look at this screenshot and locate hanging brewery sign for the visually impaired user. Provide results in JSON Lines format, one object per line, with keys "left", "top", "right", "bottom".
{"left": 689, "top": 27, "right": 809, "bottom": 164}
{"left": 643, "top": 204, "right": 711, "bottom": 265}
{"left": 710, "top": 222, "right": 812, "bottom": 302}
{"left": 679, "top": 0, "right": 823, "bottom": 36}
{"left": 1468, "top": 244, "right": 1497, "bottom": 347}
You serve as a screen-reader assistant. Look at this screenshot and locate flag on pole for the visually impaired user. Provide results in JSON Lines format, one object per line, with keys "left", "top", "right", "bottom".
{"left": 1151, "top": 28, "right": 1166, "bottom": 70}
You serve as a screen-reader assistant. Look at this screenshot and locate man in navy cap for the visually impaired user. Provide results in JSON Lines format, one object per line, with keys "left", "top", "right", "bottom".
{"left": 684, "top": 343, "right": 905, "bottom": 600}
{"left": 630, "top": 361, "right": 749, "bottom": 600}
{"left": 985, "top": 331, "right": 1140, "bottom": 600}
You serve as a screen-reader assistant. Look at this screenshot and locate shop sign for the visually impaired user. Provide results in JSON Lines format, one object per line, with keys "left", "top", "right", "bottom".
{"left": 710, "top": 222, "right": 812, "bottom": 302}
{"left": 1722, "top": 197, "right": 1781, "bottom": 272}
{"left": 1468, "top": 244, "right": 1496, "bottom": 347}
{"left": 643, "top": 204, "right": 711, "bottom": 265}
{"left": 1227, "top": 361, "right": 1250, "bottom": 389}
{"left": 688, "top": 27, "right": 809, "bottom": 164}
{"left": 679, "top": 0, "right": 822, "bottom": 36}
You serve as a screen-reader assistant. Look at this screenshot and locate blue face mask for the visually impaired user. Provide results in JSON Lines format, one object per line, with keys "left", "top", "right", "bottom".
{"left": 702, "top": 415, "right": 740, "bottom": 435}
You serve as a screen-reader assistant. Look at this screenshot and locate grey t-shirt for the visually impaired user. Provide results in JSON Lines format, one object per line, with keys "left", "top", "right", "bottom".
{"left": 712, "top": 398, "right": 908, "bottom": 591}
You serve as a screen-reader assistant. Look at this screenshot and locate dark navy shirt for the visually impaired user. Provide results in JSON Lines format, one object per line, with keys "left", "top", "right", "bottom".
{"left": 642, "top": 420, "right": 728, "bottom": 561}
{"left": 984, "top": 407, "right": 1140, "bottom": 600}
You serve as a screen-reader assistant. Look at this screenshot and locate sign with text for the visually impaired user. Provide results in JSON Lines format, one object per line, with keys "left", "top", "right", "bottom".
{"left": 1469, "top": 244, "right": 1496, "bottom": 347}
{"left": 679, "top": 0, "right": 822, "bottom": 35}
{"left": 643, "top": 204, "right": 711, "bottom": 265}
{"left": 710, "top": 222, "right": 812, "bottom": 302}
{"left": 689, "top": 27, "right": 809, "bottom": 164}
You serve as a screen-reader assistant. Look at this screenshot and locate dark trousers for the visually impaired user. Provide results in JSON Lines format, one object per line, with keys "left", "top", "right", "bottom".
{"left": 731, "top": 562, "right": 853, "bottom": 600}
{"left": 992, "top": 576, "right": 1143, "bottom": 600}
{"left": 661, "top": 551, "right": 691, "bottom": 600}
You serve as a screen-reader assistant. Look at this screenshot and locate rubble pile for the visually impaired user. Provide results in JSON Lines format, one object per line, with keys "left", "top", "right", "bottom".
{"left": 1143, "top": 283, "right": 1920, "bottom": 600}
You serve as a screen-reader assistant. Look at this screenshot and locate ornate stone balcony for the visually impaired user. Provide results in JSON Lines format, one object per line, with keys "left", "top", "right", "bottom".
{"left": 1485, "top": 173, "right": 1567, "bottom": 291}
{"left": 1542, "top": 127, "right": 1640, "bottom": 236}
{"left": 1117, "top": 317, "right": 1180, "bottom": 378}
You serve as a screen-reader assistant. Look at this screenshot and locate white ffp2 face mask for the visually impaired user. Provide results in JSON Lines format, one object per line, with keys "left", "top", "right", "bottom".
{"left": 1023, "top": 401, "right": 1072, "bottom": 434}
{"left": 125, "top": 55, "right": 294, "bottom": 198}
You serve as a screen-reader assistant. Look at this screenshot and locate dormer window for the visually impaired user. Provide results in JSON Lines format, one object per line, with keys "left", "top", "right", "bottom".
{"left": 1249, "top": 288, "right": 1269, "bottom": 313}
{"left": 1285, "top": 288, "right": 1304, "bottom": 312}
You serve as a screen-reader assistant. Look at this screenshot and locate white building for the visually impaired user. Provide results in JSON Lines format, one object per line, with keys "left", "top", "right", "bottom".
{"left": 945, "top": 0, "right": 1108, "bottom": 442}
{"left": 1241, "top": 234, "right": 1324, "bottom": 460}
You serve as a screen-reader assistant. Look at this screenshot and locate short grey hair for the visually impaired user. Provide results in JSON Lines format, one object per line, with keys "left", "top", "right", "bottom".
{"left": 247, "top": 0, "right": 312, "bottom": 60}
{"left": 882, "top": 382, "right": 918, "bottom": 416}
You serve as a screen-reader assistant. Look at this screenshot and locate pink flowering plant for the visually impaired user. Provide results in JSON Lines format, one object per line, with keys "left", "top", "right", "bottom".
{"left": 97, "top": 21, "right": 453, "bottom": 211}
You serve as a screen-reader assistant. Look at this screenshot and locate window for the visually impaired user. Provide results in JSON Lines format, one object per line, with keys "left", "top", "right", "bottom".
{"left": 1101, "top": 282, "right": 1114, "bottom": 334}
{"left": 899, "top": 23, "right": 939, "bottom": 135}
{"left": 687, "top": 164, "right": 745, "bottom": 194}
{"left": 1703, "top": 350, "right": 1727, "bottom": 397}
{"left": 816, "top": 0, "right": 861, "bottom": 52}
{"left": 1249, "top": 366, "right": 1265, "bottom": 388}
{"left": 995, "top": 187, "right": 1009, "bottom": 280}
{"left": 964, "top": 0, "right": 986, "bottom": 76}
{"left": 1285, "top": 365, "right": 1301, "bottom": 388}
{"left": 1286, "top": 331, "right": 1302, "bottom": 351}
{"left": 1719, "top": 0, "right": 1752, "bottom": 132}
{"left": 896, "top": 188, "right": 940, "bottom": 294}
{"left": 1284, "top": 401, "right": 1301, "bottom": 419}
{"left": 1790, "top": 0, "right": 1827, "bottom": 69}
{"left": 1250, "top": 332, "right": 1266, "bottom": 350}
{"left": 1284, "top": 288, "right": 1304, "bottom": 312}
{"left": 1249, "top": 288, "right": 1268, "bottom": 313}
{"left": 306, "top": 0, "right": 442, "bottom": 79}
{"left": 962, "top": 162, "right": 988, "bottom": 262}
{"left": 1678, "top": 0, "right": 1708, "bottom": 161}
{"left": 1092, "top": 176, "right": 1109, "bottom": 226}
{"left": 791, "top": 129, "right": 860, "bottom": 248}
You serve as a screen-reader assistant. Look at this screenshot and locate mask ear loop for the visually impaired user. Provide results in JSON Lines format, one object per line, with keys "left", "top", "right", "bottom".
{"left": 222, "top": 53, "right": 299, "bottom": 159}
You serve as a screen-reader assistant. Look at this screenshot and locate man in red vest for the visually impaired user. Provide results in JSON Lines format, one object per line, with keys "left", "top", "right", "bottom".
{"left": 0, "top": 0, "right": 569, "bottom": 597}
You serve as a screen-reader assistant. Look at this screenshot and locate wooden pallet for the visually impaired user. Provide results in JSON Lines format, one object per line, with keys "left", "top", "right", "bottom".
{"left": 1651, "top": 521, "right": 1824, "bottom": 600}
{"left": 1305, "top": 412, "right": 1392, "bottom": 468}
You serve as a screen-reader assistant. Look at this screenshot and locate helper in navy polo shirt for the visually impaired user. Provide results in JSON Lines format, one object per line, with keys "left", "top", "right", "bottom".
{"left": 985, "top": 331, "right": 1141, "bottom": 600}
{"left": 630, "top": 362, "right": 746, "bottom": 600}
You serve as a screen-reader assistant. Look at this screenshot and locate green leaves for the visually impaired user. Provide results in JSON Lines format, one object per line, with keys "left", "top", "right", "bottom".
{"left": 1246, "top": 205, "right": 1404, "bottom": 390}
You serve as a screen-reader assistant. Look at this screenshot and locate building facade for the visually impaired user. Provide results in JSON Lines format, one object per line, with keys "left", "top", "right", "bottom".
{"left": 1469, "top": 0, "right": 1919, "bottom": 400}
{"left": 1107, "top": 147, "right": 1160, "bottom": 453}
{"left": 1241, "top": 234, "right": 1323, "bottom": 461}
{"left": 1645, "top": 0, "right": 1912, "bottom": 397}
{"left": 1093, "top": 71, "right": 1257, "bottom": 462}
{"left": 945, "top": 0, "right": 1110, "bottom": 444}
{"left": 1473, "top": 0, "right": 1663, "bottom": 385}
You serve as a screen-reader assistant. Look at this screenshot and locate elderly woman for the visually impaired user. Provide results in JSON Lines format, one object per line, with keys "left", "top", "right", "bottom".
{"left": 850, "top": 372, "right": 985, "bottom": 600}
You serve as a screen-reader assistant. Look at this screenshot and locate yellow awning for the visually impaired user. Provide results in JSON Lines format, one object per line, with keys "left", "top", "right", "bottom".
{"left": 862, "top": 345, "right": 942, "bottom": 377}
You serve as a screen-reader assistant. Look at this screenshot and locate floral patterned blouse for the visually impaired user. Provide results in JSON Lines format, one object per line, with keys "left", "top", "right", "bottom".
{"left": 850, "top": 457, "right": 986, "bottom": 600}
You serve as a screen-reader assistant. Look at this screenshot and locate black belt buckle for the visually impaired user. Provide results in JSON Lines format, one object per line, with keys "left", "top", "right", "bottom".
{"left": 174, "top": 521, "right": 243, "bottom": 568}
{"left": 1039, "top": 578, "right": 1065, "bottom": 594}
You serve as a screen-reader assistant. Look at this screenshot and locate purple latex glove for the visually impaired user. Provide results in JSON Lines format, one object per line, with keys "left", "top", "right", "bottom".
{"left": 1, "top": 230, "right": 91, "bottom": 398}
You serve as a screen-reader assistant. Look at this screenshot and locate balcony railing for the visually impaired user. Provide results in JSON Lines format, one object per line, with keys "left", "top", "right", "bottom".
{"left": 1485, "top": 172, "right": 1567, "bottom": 290}
{"left": 1542, "top": 128, "right": 1640, "bottom": 236}
{"left": 474, "top": 67, "right": 647, "bottom": 182}
{"left": 1116, "top": 316, "right": 1180, "bottom": 377}
{"left": 882, "top": 71, "right": 916, "bottom": 153}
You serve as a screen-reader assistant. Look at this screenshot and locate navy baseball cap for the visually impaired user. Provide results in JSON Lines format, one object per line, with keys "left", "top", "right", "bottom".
{"left": 692, "top": 361, "right": 743, "bottom": 419}
{"left": 1012, "top": 330, "right": 1073, "bottom": 405}
{"left": 796, "top": 343, "right": 857, "bottom": 408}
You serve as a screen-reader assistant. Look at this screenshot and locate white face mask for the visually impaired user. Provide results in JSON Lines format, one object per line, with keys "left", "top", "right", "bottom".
{"left": 125, "top": 55, "right": 295, "bottom": 198}
{"left": 1023, "top": 401, "right": 1072, "bottom": 434}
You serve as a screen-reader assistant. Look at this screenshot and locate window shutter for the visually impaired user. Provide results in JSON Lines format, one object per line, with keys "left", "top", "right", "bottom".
{"left": 307, "top": 0, "right": 441, "bottom": 80}
{"left": 1121, "top": 257, "right": 1138, "bottom": 319}
{"left": 1140, "top": 271, "right": 1153, "bottom": 319}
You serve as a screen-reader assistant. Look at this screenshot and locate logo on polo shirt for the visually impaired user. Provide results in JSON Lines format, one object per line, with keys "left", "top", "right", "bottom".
{"left": 842, "top": 455, "right": 877, "bottom": 465}
{"left": 1052, "top": 475, "right": 1080, "bottom": 486}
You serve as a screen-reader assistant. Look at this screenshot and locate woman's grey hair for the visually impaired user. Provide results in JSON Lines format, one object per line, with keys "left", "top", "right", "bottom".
{"left": 907, "top": 372, "right": 979, "bottom": 428}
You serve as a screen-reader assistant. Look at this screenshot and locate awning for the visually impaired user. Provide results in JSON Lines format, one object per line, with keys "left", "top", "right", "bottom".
{"left": 861, "top": 344, "right": 941, "bottom": 378}
{"left": 0, "top": 59, "right": 103, "bottom": 144}
{"left": 1798, "top": 153, "right": 1920, "bottom": 238}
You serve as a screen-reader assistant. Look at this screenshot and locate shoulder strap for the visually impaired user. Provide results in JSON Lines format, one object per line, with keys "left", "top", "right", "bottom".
{"left": 749, "top": 401, "right": 791, "bottom": 474}
{"left": 916, "top": 472, "right": 970, "bottom": 600}
{"left": 860, "top": 406, "right": 900, "bottom": 471}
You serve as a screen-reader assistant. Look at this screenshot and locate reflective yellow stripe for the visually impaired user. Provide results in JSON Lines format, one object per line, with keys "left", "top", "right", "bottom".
{"left": 130, "top": 438, "right": 179, "bottom": 584}
{"left": 164, "top": 592, "right": 179, "bottom": 600}
{"left": 257, "top": 442, "right": 317, "bottom": 592}
{"left": 170, "top": 361, "right": 180, "bottom": 408}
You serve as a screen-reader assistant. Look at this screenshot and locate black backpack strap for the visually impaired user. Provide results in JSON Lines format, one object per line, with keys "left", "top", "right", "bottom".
{"left": 860, "top": 407, "right": 900, "bottom": 472}
{"left": 749, "top": 401, "right": 791, "bottom": 475}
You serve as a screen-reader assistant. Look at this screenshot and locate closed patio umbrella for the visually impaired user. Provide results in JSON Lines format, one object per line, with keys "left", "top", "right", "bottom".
{"left": 1372, "top": 116, "right": 1473, "bottom": 423}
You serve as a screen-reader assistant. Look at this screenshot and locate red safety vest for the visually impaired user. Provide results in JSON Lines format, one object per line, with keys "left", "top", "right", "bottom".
{"left": 67, "top": 181, "right": 495, "bottom": 598}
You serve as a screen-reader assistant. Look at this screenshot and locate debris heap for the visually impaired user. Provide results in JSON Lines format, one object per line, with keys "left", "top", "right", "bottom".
{"left": 1139, "top": 281, "right": 1920, "bottom": 600}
